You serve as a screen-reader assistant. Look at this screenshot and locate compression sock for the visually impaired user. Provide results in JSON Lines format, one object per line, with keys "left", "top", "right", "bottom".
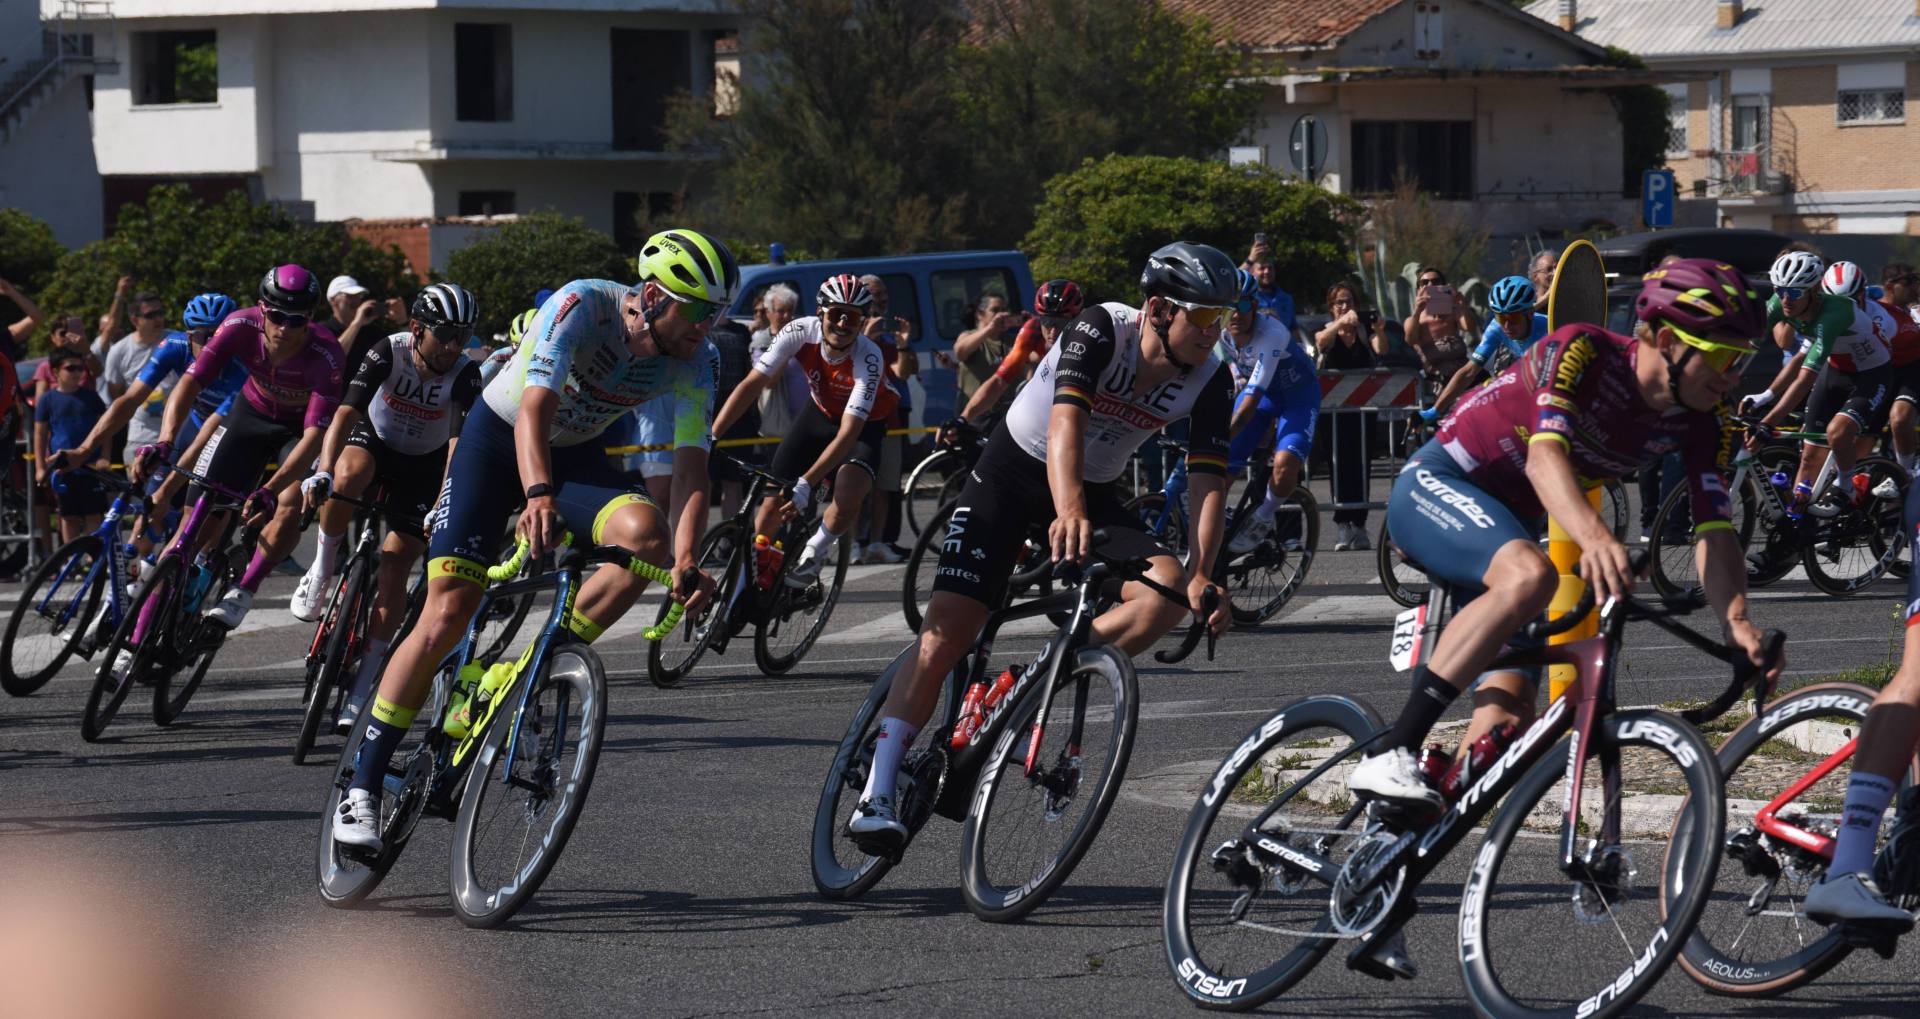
{"left": 348, "top": 696, "right": 419, "bottom": 795}
{"left": 1832, "top": 772, "right": 1898, "bottom": 877}
{"left": 1901, "top": 451, "right": 1919, "bottom": 476}
{"left": 862, "top": 716, "right": 919, "bottom": 802}
{"left": 563, "top": 607, "right": 606, "bottom": 644}
{"left": 806, "top": 522, "right": 841, "bottom": 561}
{"left": 1256, "top": 487, "right": 1284, "bottom": 519}
{"left": 347, "top": 637, "right": 389, "bottom": 708}
{"left": 314, "top": 527, "right": 344, "bottom": 576}
{"left": 1381, "top": 666, "right": 1461, "bottom": 755}
{"left": 238, "top": 550, "right": 275, "bottom": 592}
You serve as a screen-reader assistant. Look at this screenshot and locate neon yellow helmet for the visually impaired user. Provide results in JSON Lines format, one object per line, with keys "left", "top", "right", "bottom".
{"left": 508, "top": 307, "right": 538, "bottom": 344}
{"left": 636, "top": 228, "right": 740, "bottom": 307}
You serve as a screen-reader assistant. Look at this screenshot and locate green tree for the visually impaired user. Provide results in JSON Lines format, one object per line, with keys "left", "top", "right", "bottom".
{"left": 1598, "top": 47, "right": 1672, "bottom": 199}
{"left": 442, "top": 211, "right": 629, "bottom": 339}
{"left": 35, "top": 185, "right": 414, "bottom": 353}
{"left": 0, "top": 208, "right": 64, "bottom": 334}
{"left": 1023, "top": 155, "right": 1361, "bottom": 306}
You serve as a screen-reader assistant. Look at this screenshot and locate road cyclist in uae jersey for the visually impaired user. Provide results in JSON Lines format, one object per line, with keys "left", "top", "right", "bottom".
{"left": 708, "top": 273, "right": 899, "bottom": 588}
{"left": 131, "top": 265, "right": 345, "bottom": 632}
{"left": 1820, "top": 259, "right": 1920, "bottom": 476}
{"left": 329, "top": 228, "right": 736, "bottom": 853}
{"left": 844, "top": 240, "right": 1240, "bottom": 853}
{"left": 292, "top": 283, "right": 486, "bottom": 731}
{"left": 1217, "top": 267, "right": 1318, "bottom": 556}
{"left": 1345, "top": 261, "right": 1785, "bottom": 974}
{"left": 1424, "top": 274, "right": 1548, "bottom": 419}
{"left": 1749, "top": 250, "right": 1900, "bottom": 518}
{"left": 953, "top": 278, "right": 1086, "bottom": 427}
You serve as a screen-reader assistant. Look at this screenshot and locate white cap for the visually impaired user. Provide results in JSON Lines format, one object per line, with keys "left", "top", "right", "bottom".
{"left": 327, "top": 275, "right": 369, "bottom": 299}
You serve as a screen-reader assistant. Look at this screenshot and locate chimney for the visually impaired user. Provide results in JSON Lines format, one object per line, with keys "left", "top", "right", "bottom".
{"left": 1557, "top": 0, "right": 1576, "bottom": 32}
{"left": 1716, "top": 0, "right": 1742, "bottom": 29}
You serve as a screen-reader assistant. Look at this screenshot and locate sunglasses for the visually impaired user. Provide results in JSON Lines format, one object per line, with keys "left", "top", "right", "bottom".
{"left": 1164, "top": 298, "right": 1230, "bottom": 330}
{"left": 1232, "top": 299, "right": 1255, "bottom": 315}
{"left": 1774, "top": 286, "right": 1806, "bottom": 302}
{"left": 823, "top": 305, "right": 867, "bottom": 325}
{"left": 1668, "top": 322, "right": 1756, "bottom": 375}
{"left": 134, "top": 308, "right": 166, "bottom": 321}
{"left": 428, "top": 322, "right": 473, "bottom": 344}
{"left": 661, "top": 289, "right": 721, "bottom": 324}
{"left": 58, "top": 363, "right": 86, "bottom": 373}
{"left": 263, "top": 308, "right": 309, "bottom": 328}
{"left": 1889, "top": 275, "right": 1920, "bottom": 286}
{"left": 1037, "top": 315, "right": 1068, "bottom": 330}
{"left": 1418, "top": 277, "right": 1443, "bottom": 286}
{"left": 187, "top": 327, "right": 213, "bottom": 343}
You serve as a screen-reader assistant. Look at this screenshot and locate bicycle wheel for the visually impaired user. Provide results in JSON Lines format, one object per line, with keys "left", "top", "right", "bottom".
{"left": 648, "top": 521, "right": 742, "bottom": 688}
{"left": 1600, "top": 479, "right": 1630, "bottom": 540}
{"left": 82, "top": 554, "right": 182, "bottom": 742}
{"left": 753, "top": 532, "right": 849, "bottom": 675}
{"left": 1461, "top": 709, "right": 1723, "bottom": 1019}
{"left": 1123, "top": 492, "right": 1188, "bottom": 559}
{"left": 1802, "top": 455, "right": 1906, "bottom": 596}
{"left": 296, "top": 560, "right": 366, "bottom": 763}
{"left": 901, "top": 502, "right": 951, "bottom": 632}
{"left": 152, "top": 565, "right": 227, "bottom": 727}
{"left": 1225, "top": 489, "right": 1319, "bottom": 626}
{"left": 959, "top": 644, "right": 1137, "bottom": 922}
{"left": 1162, "top": 696, "right": 1380, "bottom": 1011}
{"left": 1376, "top": 518, "right": 1428, "bottom": 609}
{"left": 1649, "top": 468, "right": 1760, "bottom": 600}
{"left": 904, "top": 448, "right": 964, "bottom": 537}
{"left": 317, "top": 667, "right": 449, "bottom": 908}
{"left": 450, "top": 643, "right": 608, "bottom": 928}
{"left": 1673, "top": 682, "right": 1902, "bottom": 996}
{"left": 2, "top": 534, "right": 105, "bottom": 696}
{"left": 473, "top": 587, "right": 536, "bottom": 666}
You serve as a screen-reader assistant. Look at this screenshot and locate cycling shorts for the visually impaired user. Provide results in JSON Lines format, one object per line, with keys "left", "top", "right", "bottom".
{"left": 187, "top": 396, "right": 300, "bottom": 504}
{"left": 933, "top": 424, "right": 1170, "bottom": 609}
{"left": 767, "top": 401, "right": 885, "bottom": 484}
{"left": 1806, "top": 363, "right": 1894, "bottom": 441}
{"left": 425, "top": 403, "right": 658, "bottom": 586}
{"left": 1227, "top": 384, "right": 1318, "bottom": 471}
{"left": 50, "top": 470, "right": 108, "bottom": 517}
{"left": 1893, "top": 360, "right": 1920, "bottom": 407}
{"left": 342, "top": 418, "right": 446, "bottom": 542}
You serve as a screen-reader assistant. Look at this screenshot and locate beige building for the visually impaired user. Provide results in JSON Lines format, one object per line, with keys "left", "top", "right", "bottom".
{"left": 1530, "top": 0, "right": 1920, "bottom": 235}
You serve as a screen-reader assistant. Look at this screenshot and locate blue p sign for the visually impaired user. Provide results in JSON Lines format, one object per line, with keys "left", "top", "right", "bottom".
{"left": 1642, "top": 169, "right": 1675, "bottom": 228}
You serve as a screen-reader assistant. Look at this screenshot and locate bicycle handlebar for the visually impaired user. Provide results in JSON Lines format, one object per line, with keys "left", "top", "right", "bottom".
{"left": 490, "top": 532, "right": 689, "bottom": 641}
{"left": 1155, "top": 585, "right": 1219, "bottom": 665}
{"left": 1046, "top": 529, "right": 1221, "bottom": 666}
{"left": 1681, "top": 627, "right": 1787, "bottom": 726}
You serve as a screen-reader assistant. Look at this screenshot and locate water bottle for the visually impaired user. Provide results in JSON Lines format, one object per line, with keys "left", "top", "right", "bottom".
{"left": 184, "top": 559, "right": 215, "bottom": 613}
{"left": 1416, "top": 745, "right": 1453, "bottom": 790}
{"left": 1440, "top": 724, "right": 1518, "bottom": 802}
{"left": 754, "top": 534, "right": 785, "bottom": 589}
{"left": 950, "top": 682, "right": 990, "bottom": 749}
{"left": 1768, "top": 471, "right": 1791, "bottom": 491}
{"left": 1850, "top": 472, "right": 1871, "bottom": 507}
{"left": 1787, "top": 480, "right": 1813, "bottom": 521}
{"left": 443, "top": 662, "right": 486, "bottom": 737}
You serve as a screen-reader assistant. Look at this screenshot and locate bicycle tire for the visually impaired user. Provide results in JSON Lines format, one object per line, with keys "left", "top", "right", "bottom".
{"left": 83, "top": 554, "right": 181, "bottom": 742}
{"left": 316, "top": 666, "right": 447, "bottom": 908}
{"left": 810, "top": 645, "right": 925, "bottom": 901}
{"left": 904, "top": 448, "right": 963, "bottom": 537}
{"left": 1802, "top": 455, "right": 1906, "bottom": 597}
{"left": 901, "top": 501, "right": 952, "bottom": 632}
{"left": 152, "top": 564, "right": 227, "bottom": 727}
{"left": 960, "top": 644, "right": 1137, "bottom": 922}
{"left": 1123, "top": 491, "right": 1189, "bottom": 559}
{"left": 449, "top": 643, "right": 608, "bottom": 928}
{"left": 753, "top": 532, "right": 849, "bottom": 675}
{"left": 1161, "top": 696, "right": 1380, "bottom": 1011}
{"left": 1649, "top": 467, "right": 1761, "bottom": 600}
{"left": 1671, "top": 682, "right": 1903, "bottom": 997}
{"left": 1225, "top": 489, "right": 1319, "bottom": 626}
{"left": 648, "top": 521, "right": 742, "bottom": 687}
{"left": 1376, "top": 518, "right": 1428, "bottom": 608}
{"left": 296, "top": 558, "right": 367, "bottom": 763}
{"left": 1600, "top": 478, "right": 1630, "bottom": 541}
{"left": 1461, "top": 709, "right": 1723, "bottom": 1019}
{"left": 2, "top": 534, "right": 105, "bottom": 696}
{"left": 474, "top": 587, "right": 536, "bottom": 666}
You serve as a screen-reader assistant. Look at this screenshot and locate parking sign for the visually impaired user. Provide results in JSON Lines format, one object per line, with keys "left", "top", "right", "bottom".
{"left": 1642, "top": 169, "right": 1675, "bottom": 228}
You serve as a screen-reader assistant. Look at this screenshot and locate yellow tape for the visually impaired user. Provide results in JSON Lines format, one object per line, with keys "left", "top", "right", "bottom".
{"left": 604, "top": 425, "right": 939, "bottom": 455}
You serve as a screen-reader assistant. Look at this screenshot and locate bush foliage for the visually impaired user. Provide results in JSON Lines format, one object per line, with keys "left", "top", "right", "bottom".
{"left": 442, "top": 212, "right": 631, "bottom": 339}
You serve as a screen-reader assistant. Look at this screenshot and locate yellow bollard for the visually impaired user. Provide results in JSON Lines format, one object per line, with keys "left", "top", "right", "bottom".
{"left": 1546, "top": 487, "right": 1603, "bottom": 702}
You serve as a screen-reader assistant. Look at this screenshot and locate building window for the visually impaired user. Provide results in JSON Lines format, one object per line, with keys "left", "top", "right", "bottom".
{"left": 1838, "top": 88, "right": 1905, "bottom": 125}
{"left": 132, "top": 30, "right": 217, "bottom": 105}
{"left": 930, "top": 268, "right": 1018, "bottom": 343}
{"left": 455, "top": 24, "right": 513, "bottom": 122}
{"left": 1731, "top": 94, "right": 1767, "bottom": 150}
{"left": 613, "top": 191, "right": 678, "bottom": 253}
{"left": 611, "top": 29, "right": 692, "bottom": 150}
{"left": 1662, "top": 84, "right": 1688, "bottom": 155}
{"left": 1350, "top": 120, "right": 1473, "bottom": 199}
{"left": 458, "top": 191, "right": 514, "bottom": 216}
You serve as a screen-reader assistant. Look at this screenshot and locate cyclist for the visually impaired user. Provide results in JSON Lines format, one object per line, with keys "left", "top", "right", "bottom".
{"left": 293, "top": 284, "right": 485, "bottom": 731}
{"left": 954, "top": 279, "right": 1084, "bottom": 426}
{"left": 133, "top": 265, "right": 345, "bottom": 631}
{"left": 1424, "top": 275, "right": 1547, "bottom": 418}
{"left": 1750, "top": 250, "right": 1899, "bottom": 519}
{"left": 708, "top": 274, "right": 896, "bottom": 588}
{"left": 846, "top": 241, "right": 1239, "bottom": 852}
{"left": 1218, "top": 269, "right": 1319, "bottom": 555}
{"left": 331, "top": 229, "right": 734, "bottom": 852}
{"left": 1801, "top": 480, "right": 1920, "bottom": 930}
{"left": 1822, "top": 260, "right": 1920, "bottom": 476}
{"left": 1348, "top": 259, "right": 1780, "bottom": 820}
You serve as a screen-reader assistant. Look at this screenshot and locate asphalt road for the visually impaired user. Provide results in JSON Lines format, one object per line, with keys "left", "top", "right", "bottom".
{"left": 3, "top": 490, "right": 1916, "bottom": 1018}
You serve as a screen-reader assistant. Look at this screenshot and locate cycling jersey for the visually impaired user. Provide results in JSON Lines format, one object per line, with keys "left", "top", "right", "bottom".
{"left": 340, "top": 332, "right": 485, "bottom": 456}
{"left": 186, "top": 306, "right": 344, "bottom": 430}
{"left": 480, "top": 279, "right": 715, "bottom": 449}
{"left": 1216, "top": 316, "right": 1290, "bottom": 401}
{"left": 752, "top": 315, "right": 898, "bottom": 422}
{"left": 1769, "top": 292, "right": 1890, "bottom": 373}
{"left": 1434, "top": 324, "right": 1733, "bottom": 527}
{"left": 1002, "top": 302, "right": 1232, "bottom": 483}
{"left": 138, "top": 335, "right": 248, "bottom": 432}
{"left": 991, "top": 318, "right": 1052, "bottom": 383}
{"left": 1468, "top": 313, "right": 1550, "bottom": 373}
{"left": 1871, "top": 298, "right": 1920, "bottom": 368}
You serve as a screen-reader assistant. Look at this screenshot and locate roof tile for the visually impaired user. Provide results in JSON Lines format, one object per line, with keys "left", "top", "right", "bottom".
{"left": 1166, "top": 0, "right": 1402, "bottom": 48}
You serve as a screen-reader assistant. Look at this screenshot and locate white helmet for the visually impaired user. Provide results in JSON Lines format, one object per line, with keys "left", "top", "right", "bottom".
{"left": 1822, "top": 260, "right": 1863, "bottom": 299}
{"left": 1769, "top": 250, "right": 1824, "bottom": 291}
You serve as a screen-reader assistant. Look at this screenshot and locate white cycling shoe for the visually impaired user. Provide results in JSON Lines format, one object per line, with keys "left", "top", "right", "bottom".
{"left": 1348, "top": 747, "right": 1443, "bottom": 812}
{"left": 1228, "top": 512, "right": 1274, "bottom": 555}
{"left": 1804, "top": 871, "right": 1914, "bottom": 931}
{"left": 289, "top": 567, "right": 332, "bottom": 622}
{"left": 333, "top": 787, "right": 383, "bottom": 853}
{"left": 848, "top": 795, "right": 908, "bottom": 853}
{"left": 207, "top": 587, "right": 254, "bottom": 629}
{"left": 784, "top": 547, "right": 826, "bottom": 588}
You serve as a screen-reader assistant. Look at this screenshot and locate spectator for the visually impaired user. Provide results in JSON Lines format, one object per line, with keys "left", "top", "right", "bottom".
{"left": 1314, "top": 281, "right": 1387, "bottom": 551}
{"left": 92, "top": 275, "right": 133, "bottom": 383}
{"left": 0, "top": 276, "right": 46, "bottom": 360}
{"left": 33, "top": 350, "right": 109, "bottom": 544}
{"left": 1527, "top": 248, "right": 1560, "bottom": 312}
{"left": 101, "top": 291, "right": 177, "bottom": 466}
{"left": 1243, "top": 238, "right": 1305, "bottom": 345}
{"left": 751, "top": 284, "right": 806, "bottom": 440}
{"left": 1884, "top": 263, "right": 1920, "bottom": 323}
{"left": 1401, "top": 267, "right": 1475, "bottom": 394}
{"left": 33, "top": 316, "right": 101, "bottom": 401}
{"left": 708, "top": 313, "right": 758, "bottom": 520}
{"left": 952, "top": 291, "right": 1021, "bottom": 427}
{"left": 323, "top": 275, "right": 405, "bottom": 378}
{"left": 857, "top": 274, "right": 915, "bottom": 562}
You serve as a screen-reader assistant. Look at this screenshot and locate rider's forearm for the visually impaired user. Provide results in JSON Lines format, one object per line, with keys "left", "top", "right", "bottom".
{"left": 1763, "top": 369, "right": 1816, "bottom": 425}
{"left": 669, "top": 449, "right": 709, "bottom": 566}
{"left": 1045, "top": 405, "right": 1090, "bottom": 519}
{"left": 82, "top": 382, "right": 151, "bottom": 452}
{"left": 516, "top": 387, "right": 560, "bottom": 491}
{"left": 264, "top": 428, "right": 326, "bottom": 492}
{"left": 1695, "top": 527, "right": 1752, "bottom": 637}
{"left": 711, "top": 370, "right": 770, "bottom": 437}
{"left": 807, "top": 416, "right": 865, "bottom": 487}
{"left": 1432, "top": 362, "right": 1480, "bottom": 413}
{"left": 317, "top": 406, "right": 359, "bottom": 475}
{"left": 1524, "top": 440, "right": 1614, "bottom": 548}
{"left": 1187, "top": 472, "right": 1228, "bottom": 580}
{"left": 1228, "top": 392, "right": 1261, "bottom": 438}
{"left": 158, "top": 375, "right": 205, "bottom": 448}
{"left": 960, "top": 376, "right": 1006, "bottom": 423}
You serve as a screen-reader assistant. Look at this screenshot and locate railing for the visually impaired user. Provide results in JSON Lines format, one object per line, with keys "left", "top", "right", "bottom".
{"left": 0, "top": 0, "right": 113, "bottom": 136}
{"left": 1711, "top": 147, "right": 1788, "bottom": 198}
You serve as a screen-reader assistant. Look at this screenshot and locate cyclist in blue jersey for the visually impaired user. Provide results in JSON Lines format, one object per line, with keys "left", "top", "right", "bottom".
{"left": 1217, "top": 270, "right": 1319, "bottom": 554}
{"left": 332, "top": 229, "right": 737, "bottom": 852}
{"left": 1425, "top": 275, "right": 1548, "bottom": 419}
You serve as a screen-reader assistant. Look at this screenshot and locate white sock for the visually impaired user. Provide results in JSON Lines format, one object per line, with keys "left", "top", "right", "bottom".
{"left": 314, "top": 528, "right": 344, "bottom": 576}
{"left": 862, "top": 716, "right": 919, "bottom": 802}
{"left": 1256, "top": 487, "right": 1283, "bottom": 519}
{"left": 350, "top": 637, "right": 389, "bottom": 706}
{"left": 806, "top": 522, "right": 840, "bottom": 560}
{"left": 1901, "top": 451, "right": 1918, "bottom": 475}
{"left": 1832, "top": 772, "right": 1897, "bottom": 877}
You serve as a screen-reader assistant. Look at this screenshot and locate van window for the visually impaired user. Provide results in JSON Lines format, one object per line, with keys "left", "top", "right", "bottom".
{"left": 931, "top": 268, "right": 1018, "bottom": 343}
{"left": 878, "top": 274, "right": 921, "bottom": 345}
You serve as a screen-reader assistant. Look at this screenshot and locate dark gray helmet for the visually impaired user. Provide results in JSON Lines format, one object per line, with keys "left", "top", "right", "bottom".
{"left": 1140, "top": 241, "right": 1239, "bottom": 307}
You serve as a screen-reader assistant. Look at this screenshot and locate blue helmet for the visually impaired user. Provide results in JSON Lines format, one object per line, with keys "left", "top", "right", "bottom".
{"left": 1234, "top": 268, "right": 1257, "bottom": 312}
{"left": 183, "top": 292, "right": 237, "bottom": 329}
{"left": 1488, "top": 275, "right": 1533, "bottom": 314}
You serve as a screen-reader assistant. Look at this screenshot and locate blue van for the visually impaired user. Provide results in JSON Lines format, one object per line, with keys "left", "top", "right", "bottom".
{"left": 728, "top": 250, "right": 1035, "bottom": 426}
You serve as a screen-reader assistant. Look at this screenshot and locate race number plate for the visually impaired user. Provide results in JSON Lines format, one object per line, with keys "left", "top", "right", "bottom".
{"left": 1389, "top": 604, "right": 1426, "bottom": 672}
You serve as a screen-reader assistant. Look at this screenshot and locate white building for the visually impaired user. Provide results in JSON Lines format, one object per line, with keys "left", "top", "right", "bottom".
{"left": 48, "top": 0, "right": 737, "bottom": 272}
{"left": 2, "top": 0, "right": 108, "bottom": 246}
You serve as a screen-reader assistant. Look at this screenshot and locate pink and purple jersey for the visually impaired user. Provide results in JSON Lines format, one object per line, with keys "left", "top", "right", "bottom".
{"left": 186, "top": 306, "right": 344, "bottom": 430}
{"left": 1435, "top": 324, "right": 1735, "bottom": 529}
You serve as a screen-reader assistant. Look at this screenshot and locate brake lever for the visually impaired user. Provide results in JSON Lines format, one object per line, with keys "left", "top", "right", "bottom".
{"left": 1153, "top": 585, "right": 1218, "bottom": 665}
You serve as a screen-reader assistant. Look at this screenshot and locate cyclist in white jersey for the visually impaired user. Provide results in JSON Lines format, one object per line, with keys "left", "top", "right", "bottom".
{"left": 845, "top": 242, "right": 1238, "bottom": 852}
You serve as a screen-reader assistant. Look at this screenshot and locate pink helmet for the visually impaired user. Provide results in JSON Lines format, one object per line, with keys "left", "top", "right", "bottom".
{"left": 259, "top": 264, "right": 319, "bottom": 313}
{"left": 1634, "top": 258, "right": 1766, "bottom": 347}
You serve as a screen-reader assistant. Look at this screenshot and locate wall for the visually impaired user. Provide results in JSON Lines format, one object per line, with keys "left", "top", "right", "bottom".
{"left": 1336, "top": 1, "right": 1596, "bottom": 71}
{"left": 1, "top": 0, "right": 103, "bottom": 244}
{"left": 90, "top": 15, "right": 272, "bottom": 175}
{"left": 1769, "top": 61, "right": 1919, "bottom": 196}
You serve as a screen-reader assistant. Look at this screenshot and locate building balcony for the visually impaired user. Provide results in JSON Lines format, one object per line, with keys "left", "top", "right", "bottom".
{"left": 371, "top": 139, "right": 713, "bottom": 163}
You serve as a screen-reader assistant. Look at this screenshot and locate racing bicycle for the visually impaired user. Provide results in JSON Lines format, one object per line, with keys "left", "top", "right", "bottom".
{"left": 1126, "top": 457, "right": 1318, "bottom": 626}
{"left": 2, "top": 466, "right": 146, "bottom": 695}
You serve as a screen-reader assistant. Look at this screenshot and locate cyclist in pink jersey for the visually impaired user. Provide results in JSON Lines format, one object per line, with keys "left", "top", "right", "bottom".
{"left": 136, "top": 264, "right": 344, "bottom": 628}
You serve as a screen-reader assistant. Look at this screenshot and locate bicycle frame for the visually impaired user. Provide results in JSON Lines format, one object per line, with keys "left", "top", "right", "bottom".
{"left": 33, "top": 477, "right": 143, "bottom": 645}
{"left": 1748, "top": 734, "right": 1857, "bottom": 861}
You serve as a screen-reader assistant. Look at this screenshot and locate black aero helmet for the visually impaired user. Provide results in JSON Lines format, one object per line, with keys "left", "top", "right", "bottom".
{"left": 411, "top": 282, "right": 479, "bottom": 329}
{"left": 1140, "top": 241, "right": 1239, "bottom": 307}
